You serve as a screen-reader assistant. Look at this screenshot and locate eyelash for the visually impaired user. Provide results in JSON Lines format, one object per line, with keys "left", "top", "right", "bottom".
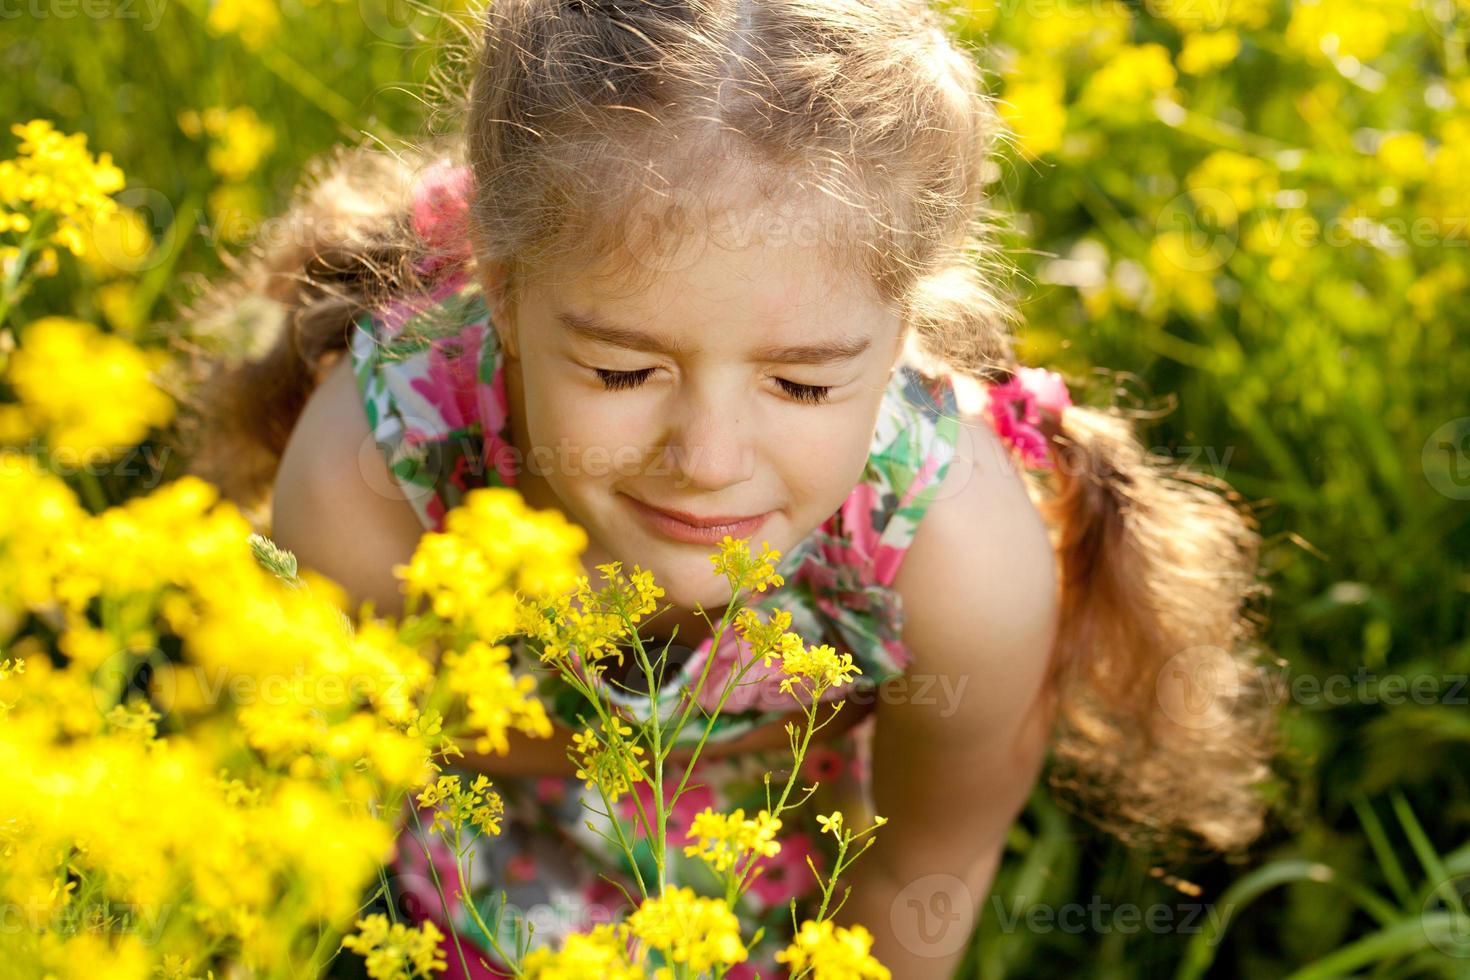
{"left": 592, "top": 368, "right": 833, "bottom": 405}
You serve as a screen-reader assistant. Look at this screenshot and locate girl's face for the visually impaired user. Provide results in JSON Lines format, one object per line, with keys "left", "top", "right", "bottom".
{"left": 487, "top": 214, "right": 905, "bottom": 614}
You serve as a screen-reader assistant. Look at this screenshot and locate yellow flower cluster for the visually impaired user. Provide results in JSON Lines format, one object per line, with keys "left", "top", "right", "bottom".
{"left": 1285, "top": 0, "right": 1412, "bottom": 62}
{"left": 994, "top": 0, "right": 1130, "bottom": 159}
{"left": 519, "top": 897, "right": 892, "bottom": 980}
{"left": 682, "top": 805, "right": 783, "bottom": 873}
{"left": 2, "top": 316, "right": 175, "bottom": 461}
{"left": 1156, "top": 0, "right": 1272, "bottom": 34}
{"left": 1177, "top": 29, "right": 1242, "bottom": 75}
{"left": 178, "top": 105, "right": 277, "bottom": 183}
{"left": 204, "top": 0, "right": 281, "bottom": 49}
{"left": 777, "top": 642, "right": 860, "bottom": 697}
{"left": 708, "top": 534, "right": 785, "bottom": 595}
{"left": 571, "top": 715, "right": 650, "bottom": 803}
{"left": 733, "top": 605, "right": 862, "bottom": 699}
{"left": 0, "top": 467, "right": 574, "bottom": 975}
{"left": 774, "top": 918, "right": 891, "bottom": 979}
{"left": 0, "top": 120, "right": 126, "bottom": 266}
{"left": 340, "top": 913, "right": 449, "bottom": 980}
{"left": 999, "top": 78, "right": 1068, "bottom": 160}
{"left": 595, "top": 560, "right": 667, "bottom": 625}
{"left": 514, "top": 558, "right": 664, "bottom": 677}
{"left": 1080, "top": 44, "right": 1179, "bottom": 118}
{"left": 396, "top": 486, "right": 587, "bottom": 640}
{"left": 1185, "top": 150, "right": 1280, "bottom": 225}
{"left": 80, "top": 205, "right": 155, "bottom": 279}
{"left": 521, "top": 922, "right": 646, "bottom": 978}
{"left": 626, "top": 886, "right": 749, "bottom": 974}
{"left": 0, "top": 720, "right": 399, "bottom": 971}
{"left": 442, "top": 639, "right": 552, "bottom": 756}
{"left": 176, "top": 105, "right": 278, "bottom": 241}
{"left": 520, "top": 888, "right": 757, "bottom": 976}
{"left": 415, "top": 772, "right": 505, "bottom": 837}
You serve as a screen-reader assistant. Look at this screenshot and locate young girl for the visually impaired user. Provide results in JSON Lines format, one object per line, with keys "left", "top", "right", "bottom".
{"left": 179, "top": 0, "right": 1279, "bottom": 975}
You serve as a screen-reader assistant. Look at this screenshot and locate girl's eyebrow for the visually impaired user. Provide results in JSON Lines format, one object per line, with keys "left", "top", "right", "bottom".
{"left": 554, "top": 309, "right": 873, "bottom": 365}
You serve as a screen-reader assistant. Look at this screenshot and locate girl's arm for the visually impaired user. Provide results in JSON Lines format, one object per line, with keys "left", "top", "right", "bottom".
{"left": 270, "top": 354, "right": 429, "bottom": 622}
{"left": 832, "top": 419, "right": 1060, "bottom": 980}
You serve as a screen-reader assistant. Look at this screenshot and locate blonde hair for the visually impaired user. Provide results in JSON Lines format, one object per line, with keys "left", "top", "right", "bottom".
{"left": 173, "top": 0, "right": 1279, "bottom": 861}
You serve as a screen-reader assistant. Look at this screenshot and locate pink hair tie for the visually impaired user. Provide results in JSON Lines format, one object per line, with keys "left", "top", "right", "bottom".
{"left": 985, "top": 366, "right": 1072, "bottom": 470}
{"left": 410, "top": 160, "right": 474, "bottom": 276}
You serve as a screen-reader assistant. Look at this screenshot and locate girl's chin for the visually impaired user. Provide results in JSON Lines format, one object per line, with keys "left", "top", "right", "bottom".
{"left": 643, "top": 565, "right": 733, "bottom": 608}
{"left": 578, "top": 537, "right": 722, "bottom": 597}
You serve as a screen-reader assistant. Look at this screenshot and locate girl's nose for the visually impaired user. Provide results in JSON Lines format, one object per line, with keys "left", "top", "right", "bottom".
{"left": 662, "top": 391, "right": 756, "bottom": 493}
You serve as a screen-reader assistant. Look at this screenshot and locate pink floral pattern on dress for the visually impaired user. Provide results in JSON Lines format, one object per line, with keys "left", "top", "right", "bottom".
{"left": 749, "top": 831, "right": 825, "bottom": 907}
{"left": 410, "top": 324, "right": 485, "bottom": 432}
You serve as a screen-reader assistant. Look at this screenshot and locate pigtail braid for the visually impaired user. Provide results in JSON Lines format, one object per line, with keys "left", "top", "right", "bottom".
{"left": 1024, "top": 376, "right": 1279, "bottom": 859}
{"left": 165, "top": 139, "right": 462, "bottom": 527}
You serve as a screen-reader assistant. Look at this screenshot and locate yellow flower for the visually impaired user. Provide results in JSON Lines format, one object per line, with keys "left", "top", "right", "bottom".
{"left": 6, "top": 316, "right": 175, "bottom": 461}
{"left": 570, "top": 715, "right": 649, "bottom": 803}
{"left": 95, "top": 280, "right": 145, "bottom": 335}
{"left": 682, "top": 806, "right": 783, "bottom": 872}
{"left": 1027, "top": 0, "right": 1131, "bottom": 58}
{"left": 1376, "top": 131, "right": 1429, "bottom": 183}
{"left": 1156, "top": 0, "right": 1271, "bottom": 33}
{"left": 104, "top": 700, "right": 162, "bottom": 741}
{"left": 593, "top": 560, "right": 667, "bottom": 624}
{"left": 201, "top": 106, "right": 276, "bottom": 183}
{"left": 204, "top": 0, "right": 281, "bottom": 50}
{"left": 776, "top": 641, "right": 861, "bottom": 697}
{"left": 626, "top": 886, "right": 748, "bottom": 973}
{"left": 414, "top": 772, "right": 504, "bottom": 837}
{"left": 731, "top": 605, "right": 794, "bottom": 663}
{"left": 340, "top": 913, "right": 449, "bottom": 980}
{"left": 999, "top": 80, "right": 1068, "bottom": 160}
{"left": 397, "top": 487, "right": 585, "bottom": 640}
{"left": 1148, "top": 232, "right": 1222, "bottom": 317}
{"left": 816, "top": 810, "right": 845, "bottom": 837}
{"left": 1080, "top": 44, "right": 1178, "bottom": 118}
{"left": 521, "top": 922, "right": 644, "bottom": 977}
{"left": 442, "top": 640, "right": 553, "bottom": 756}
{"left": 1185, "top": 150, "right": 1279, "bottom": 225}
{"left": 1285, "top": 0, "right": 1409, "bottom": 63}
{"left": 0, "top": 120, "right": 126, "bottom": 261}
{"left": 775, "top": 918, "right": 890, "bottom": 979}
{"left": 708, "top": 536, "right": 785, "bottom": 595}
{"left": 1177, "top": 29, "right": 1241, "bottom": 75}
{"left": 78, "top": 205, "right": 153, "bottom": 277}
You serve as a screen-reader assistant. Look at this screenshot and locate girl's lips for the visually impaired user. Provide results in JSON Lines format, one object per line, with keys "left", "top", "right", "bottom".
{"left": 621, "top": 494, "right": 773, "bottom": 545}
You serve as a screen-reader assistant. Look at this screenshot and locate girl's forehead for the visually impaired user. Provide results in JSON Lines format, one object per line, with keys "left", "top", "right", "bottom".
{"left": 540, "top": 229, "right": 891, "bottom": 346}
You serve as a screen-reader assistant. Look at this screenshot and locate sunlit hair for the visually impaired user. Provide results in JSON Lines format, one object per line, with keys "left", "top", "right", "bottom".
{"left": 173, "top": 0, "right": 1279, "bottom": 862}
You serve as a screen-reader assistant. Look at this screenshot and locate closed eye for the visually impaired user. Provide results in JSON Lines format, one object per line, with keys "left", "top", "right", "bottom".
{"left": 591, "top": 368, "right": 833, "bottom": 405}
{"left": 593, "top": 367, "right": 656, "bottom": 392}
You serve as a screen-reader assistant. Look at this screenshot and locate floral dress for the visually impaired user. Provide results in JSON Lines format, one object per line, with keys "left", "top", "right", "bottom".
{"left": 346, "top": 261, "right": 965, "bottom": 978}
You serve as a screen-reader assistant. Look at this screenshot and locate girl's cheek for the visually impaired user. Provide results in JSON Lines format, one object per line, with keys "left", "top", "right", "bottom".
{"left": 539, "top": 406, "right": 657, "bottom": 484}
